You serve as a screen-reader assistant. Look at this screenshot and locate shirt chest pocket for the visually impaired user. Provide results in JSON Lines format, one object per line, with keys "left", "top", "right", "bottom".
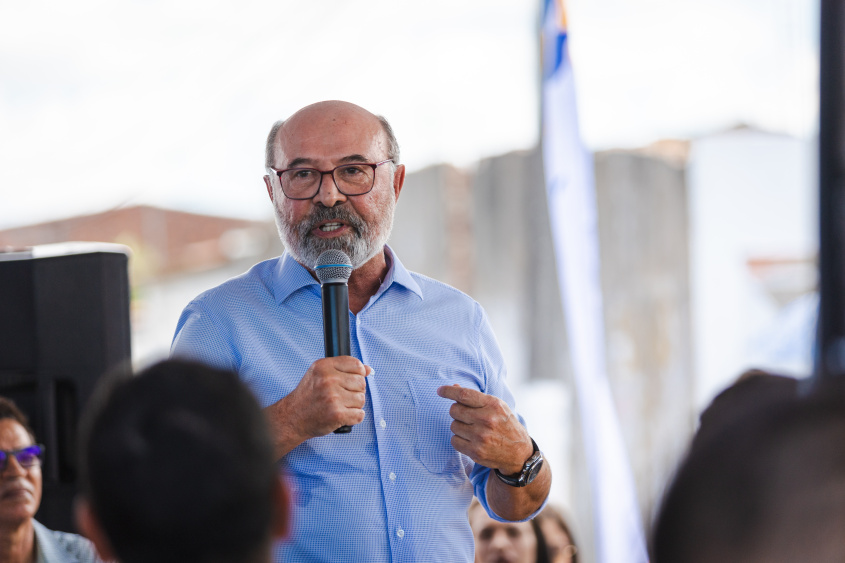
{"left": 408, "top": 380, "right": 470, "bottom": 476}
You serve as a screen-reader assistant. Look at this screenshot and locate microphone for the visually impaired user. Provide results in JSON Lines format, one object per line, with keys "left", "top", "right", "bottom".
{"left": 315, "top": 249, "right": 354, "bottom": 434}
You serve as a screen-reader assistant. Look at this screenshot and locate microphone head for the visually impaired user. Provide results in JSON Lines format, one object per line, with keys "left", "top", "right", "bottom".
{"left": 315, "top": 249, "right": 353, "bottom": 284}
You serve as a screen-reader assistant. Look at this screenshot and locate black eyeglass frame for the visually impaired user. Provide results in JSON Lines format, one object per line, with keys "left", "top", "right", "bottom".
{"left": 270, "top": 159, "right": 394, "bottom": 200}
{"left": 0, "top": 444, "right": 45, "bottom": 472}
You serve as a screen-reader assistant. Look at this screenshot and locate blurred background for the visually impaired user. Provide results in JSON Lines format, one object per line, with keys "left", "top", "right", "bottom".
{"left": 0, "top": 0, "right": 820, "bottom": 559}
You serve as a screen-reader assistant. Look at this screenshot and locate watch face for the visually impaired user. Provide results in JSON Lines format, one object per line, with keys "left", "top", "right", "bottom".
{"left": 524, "top": 455, "right": 544, "bottom": 486}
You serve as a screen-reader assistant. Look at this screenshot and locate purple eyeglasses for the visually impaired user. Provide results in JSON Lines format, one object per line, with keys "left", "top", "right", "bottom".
{"left": 0, "top": 444, "right": 44, "bottom": 472}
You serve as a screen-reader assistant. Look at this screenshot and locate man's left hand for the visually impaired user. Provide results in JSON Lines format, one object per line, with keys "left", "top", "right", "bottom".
{"left": 436, "top": 384, "right": 532, "bottom": 475}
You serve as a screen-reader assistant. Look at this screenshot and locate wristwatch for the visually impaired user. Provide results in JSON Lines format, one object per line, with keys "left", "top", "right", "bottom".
{"left": 494, "top": 438, "right": 544, "bottom": 487}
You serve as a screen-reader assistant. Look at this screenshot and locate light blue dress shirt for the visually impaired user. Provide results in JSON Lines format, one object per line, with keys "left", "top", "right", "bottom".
{"left": 33, "top": 519, "right": 101, "bottom": 563}
{"left": 171, "top": 247, "right": 533, "bottom": 562}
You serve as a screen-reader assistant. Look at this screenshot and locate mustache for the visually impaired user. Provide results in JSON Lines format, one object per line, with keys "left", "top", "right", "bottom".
{"left": 0, "top": 478, "right": 34, "bottom": 496}
{"left": 299, "top": 205, "right": 366, "bottom": 238}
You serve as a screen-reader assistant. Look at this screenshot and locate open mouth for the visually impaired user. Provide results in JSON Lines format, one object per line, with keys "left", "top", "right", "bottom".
{"left": 319, "top": 222, "right": 344, "bottom": 232}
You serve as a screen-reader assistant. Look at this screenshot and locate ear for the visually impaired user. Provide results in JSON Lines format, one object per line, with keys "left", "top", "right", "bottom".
{"left": 392, "top": 164, "right": 405, "bottom": 201}
{"left": 75, "top": 497, "right": 117, "bottom": 562}
{"left": 270, "top": 474, "right": 291, "bottom": 540}
{"left": 264, "top": 175, "right": 275, "bottom": 203}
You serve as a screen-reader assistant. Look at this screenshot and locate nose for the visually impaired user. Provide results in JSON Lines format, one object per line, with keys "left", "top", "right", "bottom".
{"left": 488, "top": 528, "right": 510, "bottom": 551}
{"left": 2, "top": 454, "right": 26, "bottom": 477}
{"left": 313, "top": 171, "right": 347, "bottom": 208}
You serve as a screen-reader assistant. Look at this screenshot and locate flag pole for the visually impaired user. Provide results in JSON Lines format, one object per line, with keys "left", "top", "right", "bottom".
{"left": 815, "top": 0, "right": 845, "bottom": 381}
{"left": 540, "top": 1, "right": 649, "bottom": 561}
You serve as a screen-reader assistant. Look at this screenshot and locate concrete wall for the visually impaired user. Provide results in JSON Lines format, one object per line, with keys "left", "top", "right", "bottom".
{"left": 390, "top": 163, "right": 472, "bottom": 293}
{"left": 594, "top": 149, "right": 694, "bottom": 521}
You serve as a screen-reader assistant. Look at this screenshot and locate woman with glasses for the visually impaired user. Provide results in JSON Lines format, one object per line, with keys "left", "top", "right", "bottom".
{"left": 0, "top": 397, "right": 99, "bottom": 563}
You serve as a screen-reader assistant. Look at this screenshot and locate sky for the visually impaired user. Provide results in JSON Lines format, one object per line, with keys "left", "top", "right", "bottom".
{"left": 0, "top": 0, "right": 819, "bottom": 229}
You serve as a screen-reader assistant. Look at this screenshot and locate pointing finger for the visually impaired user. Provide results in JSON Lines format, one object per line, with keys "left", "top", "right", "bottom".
{"left": 437, "top": 385, "right": 489, "bottom": 408}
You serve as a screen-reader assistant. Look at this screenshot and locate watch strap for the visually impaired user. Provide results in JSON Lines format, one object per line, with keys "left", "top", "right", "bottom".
{"left": 494, "top": 437, "right": 543, "bottom": 488}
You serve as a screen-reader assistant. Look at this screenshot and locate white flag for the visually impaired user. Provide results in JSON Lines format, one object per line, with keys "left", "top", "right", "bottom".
{"left": 541, "top": 1, "right": 649, "bottom": 561}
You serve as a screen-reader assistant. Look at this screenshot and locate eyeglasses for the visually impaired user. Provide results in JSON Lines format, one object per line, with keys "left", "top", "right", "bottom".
{"left": 0, "top": 444, "right": 44, "bottom": 472}
{"left": 271, "top": 159, "right": 393, "bottom": 200}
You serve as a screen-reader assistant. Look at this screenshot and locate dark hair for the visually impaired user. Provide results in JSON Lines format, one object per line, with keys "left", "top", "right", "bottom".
{"left": 537, "top": 504, "right": 578, "bottom": 563}
{"left": 692, "top": 369, "right": 798, "bottom": 453}
{"left": 0, "top": 397, "right": 36, "bottom": 442}
{"left": 651, "top": 378, "right": 845, "bottom": 562}
{"left": 78, "top": 360, "right": 278, "bottom": 563}
{"left": 531, "top": 516, "right": 552, "bottom": 563}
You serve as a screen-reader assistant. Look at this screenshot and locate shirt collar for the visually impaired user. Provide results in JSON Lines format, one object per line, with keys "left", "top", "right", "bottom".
{"left": 273, "top": 246, "right": 423, "bottom": 305}
{"left": 274, "top": 252, "right": 319, "bottom": 305}
{"left": 381, "top": 245, "right": 423, "bottom": 300}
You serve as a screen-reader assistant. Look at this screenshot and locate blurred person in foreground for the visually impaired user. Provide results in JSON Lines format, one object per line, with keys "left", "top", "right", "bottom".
{"left": 536, "top": 505, "right": 578, "bottom": 563}
{"left": 469, "top": 498, "right": 550, "bottom": 563}
{"left": 74, "top": 360, "right": 290, "bottom": 563}
{"left": 171, "top": 100, "right": 551, "bottom": 562}
{"left": 0, "top": 397, "right": 100, "bottom": 563}
{"left": 691, "top": 368, "right": 798, "bottom": 453}
{"left": 651, "top": 375, "right": 845, "bottom": 562}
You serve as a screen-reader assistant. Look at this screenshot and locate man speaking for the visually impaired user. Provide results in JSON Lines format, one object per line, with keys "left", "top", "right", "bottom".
{"left": 171, "top": 100, "right": 551, "bottom": 562}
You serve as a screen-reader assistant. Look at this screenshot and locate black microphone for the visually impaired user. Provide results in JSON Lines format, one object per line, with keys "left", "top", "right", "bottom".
{"left": 315, "top": 249, "right": 354, "bottom": 434}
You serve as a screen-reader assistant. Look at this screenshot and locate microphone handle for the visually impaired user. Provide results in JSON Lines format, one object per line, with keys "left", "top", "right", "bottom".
{"left": 322, "top": 282, "right": 352, "bottom": 434}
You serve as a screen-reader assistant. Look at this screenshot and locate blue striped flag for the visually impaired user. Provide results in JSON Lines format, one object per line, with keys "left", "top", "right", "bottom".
{"left": 541, "top": 1, "right": 649, "bottom": 561}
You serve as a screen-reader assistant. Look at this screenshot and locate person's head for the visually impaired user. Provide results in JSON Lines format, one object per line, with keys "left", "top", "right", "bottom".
{"left": 536, "top": 505, "right": 578, "bottom": 563}
{"left": 692, "top": 368, "right": 798, "bottom": 453}
{"left": 651, "top": 378, "right": 845, "bottom": 562}
{"left": 75, "top": 360, "right": 289, "bottom": 563}
{"left": 0, "top": 398, "right": 42, "bottom": 528}
{"left": 469, "top": 499, "right": 550, "bottom": 563}
{"left": 262, "top": 100, "right": 406, "bottom": 270}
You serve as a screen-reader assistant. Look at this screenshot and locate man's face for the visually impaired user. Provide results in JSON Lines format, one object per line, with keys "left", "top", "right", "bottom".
{"left": 265, "top": 102, "right": 403, "bottom": 270}
{"left": 0, "top": 419, "right": 42, "bottom": 527}
{"left": 470, "top": 506, "right": 538, "bottom": 563}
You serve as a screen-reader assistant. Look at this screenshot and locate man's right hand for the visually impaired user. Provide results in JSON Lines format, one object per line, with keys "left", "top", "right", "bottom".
{"left": 264, "top": 356, "right": 371, "bottom": 458}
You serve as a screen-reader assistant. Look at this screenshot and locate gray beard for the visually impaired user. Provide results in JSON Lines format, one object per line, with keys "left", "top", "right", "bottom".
{"left": 273, "top": 194, "right": 395, "bottom": 270}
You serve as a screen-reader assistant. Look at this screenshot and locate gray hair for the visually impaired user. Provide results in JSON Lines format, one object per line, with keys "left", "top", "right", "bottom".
{"left": 263, "top": 114, "right": 400, "bottom": 171}
{"left": 264, "top": 120, "right": 285, "bottom": 171}
{"left": 376, "top": 114, "right": 401, "bottom": 165}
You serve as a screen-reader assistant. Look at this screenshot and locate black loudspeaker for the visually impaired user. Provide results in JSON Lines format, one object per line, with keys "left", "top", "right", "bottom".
{"left": 0, "top": 245, "right": 131, "bottom": 533}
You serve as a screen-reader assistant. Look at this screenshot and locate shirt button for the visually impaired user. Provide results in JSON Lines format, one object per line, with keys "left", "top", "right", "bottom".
{"left": 397, "top": 528, "right": 405, "bottom": 538}
{"left": 380, "top": 419, "right": 387, "bottom": 428}
{"left": 389, "top": 472, "right": 396, "bottom": 481}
